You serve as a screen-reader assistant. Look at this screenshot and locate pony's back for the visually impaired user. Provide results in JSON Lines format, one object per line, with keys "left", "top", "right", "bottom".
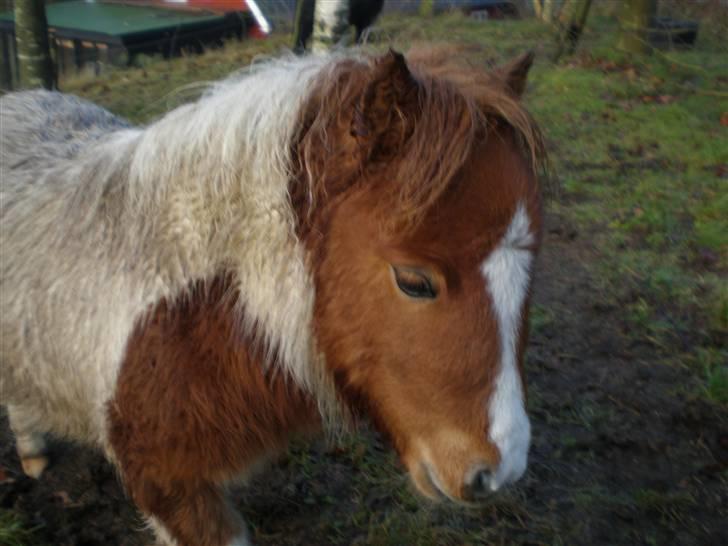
{"left": 0, "top": 92, "right": 142, "bottom": 445}
{"left": 0, "top": 91, "right": 130, "bottom": 178}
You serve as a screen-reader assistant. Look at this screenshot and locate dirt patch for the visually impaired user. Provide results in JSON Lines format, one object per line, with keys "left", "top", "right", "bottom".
{"left": 1, "top": 212, "right": 727, "bottom": 545}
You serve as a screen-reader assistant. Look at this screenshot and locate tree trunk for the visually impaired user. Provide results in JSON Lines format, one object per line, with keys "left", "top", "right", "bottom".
{"left": 312, "top": 0, "right": 350, "bottom": 53}
{"left": 532, "top": 0, "right": 542, "bottom": 19}
{"left": 14, "top": 0, "right": 55, "bottom": 89}
{"left": 542, "top": 0, "right": 556, "bottom": 22}
{"left": 553, "top": 0, "right": 593, "bottom": 61}
{"left": 534, "top": 0, "right": 565, "bottom": 23}
{"left": 419, "top": 0, "right": 434, "bottom": 17}
{"left": 617, "top": 0, "right": 657, "bottom": 54}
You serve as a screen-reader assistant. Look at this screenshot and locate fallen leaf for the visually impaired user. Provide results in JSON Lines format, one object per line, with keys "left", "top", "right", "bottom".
{"left": 54, "top": 490, "right": 72, "bottom": 505}
{"left": 720, "top": 112, "right": 728, "bottom": 126}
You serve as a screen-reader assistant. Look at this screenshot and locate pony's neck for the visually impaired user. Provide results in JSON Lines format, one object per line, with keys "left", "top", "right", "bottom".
{"left": 123, "top": 57, "right": 332, "bottom": 268}
{"left": 119, "top": 56, "right": 342, "bottom": 422}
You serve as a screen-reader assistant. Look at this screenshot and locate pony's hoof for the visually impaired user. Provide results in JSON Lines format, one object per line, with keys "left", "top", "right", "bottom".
{"left": 20, "top": 455, "right": 49, "bottom": 479}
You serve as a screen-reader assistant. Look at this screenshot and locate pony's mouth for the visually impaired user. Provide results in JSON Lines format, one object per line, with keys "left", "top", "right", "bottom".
{"left": 416, "top": 463, "right": 480, "bottom": 507}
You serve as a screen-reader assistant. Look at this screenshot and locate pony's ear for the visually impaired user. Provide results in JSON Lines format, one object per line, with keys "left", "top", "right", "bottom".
{"left": 493, "top": 50, "right": 535, "bottom": 98}
{"left": 351, "top": 49, "right": 419, "bottom": 151}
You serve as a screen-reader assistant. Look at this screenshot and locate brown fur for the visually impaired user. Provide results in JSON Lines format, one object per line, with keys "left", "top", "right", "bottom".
{"left": 291, "top": 48, "right": 545, "bottom": 238}
{"left": 109, "top": 276, "right": 319, "bottom": 545}
{"left": 308, "top": 131, "right": 541, "bottom": 500}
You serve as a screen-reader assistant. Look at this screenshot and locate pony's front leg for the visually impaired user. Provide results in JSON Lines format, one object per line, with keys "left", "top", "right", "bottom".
{"left": 130, "top": 479, "right": 250, "bottom": 546}
{"left": 6, "top": 403, "right": 49, "bottom": 479}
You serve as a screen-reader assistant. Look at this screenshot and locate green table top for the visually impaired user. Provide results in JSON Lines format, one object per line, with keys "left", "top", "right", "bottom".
{"left": 0, "top": 1, "right": 224, "bottom": 38}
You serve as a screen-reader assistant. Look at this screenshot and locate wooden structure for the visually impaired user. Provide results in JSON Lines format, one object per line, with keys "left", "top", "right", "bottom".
{"left": 0, "top": 1, "right": 268, "bottom": 89}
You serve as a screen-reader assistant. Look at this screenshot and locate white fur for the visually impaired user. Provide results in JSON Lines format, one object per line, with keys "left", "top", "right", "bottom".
{"left": 145, "top": 517, "right": 179, "bottom": 546}
{"left": 0, "top": 55, "right": 355, "bottom": 453}
{"left": 481, "top": 203, "right": 533, "bottom": 491}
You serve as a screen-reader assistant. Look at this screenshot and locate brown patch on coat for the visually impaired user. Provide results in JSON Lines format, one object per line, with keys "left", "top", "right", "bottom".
{"left": 108, "top": 275, "right": 320, "bottom": 546}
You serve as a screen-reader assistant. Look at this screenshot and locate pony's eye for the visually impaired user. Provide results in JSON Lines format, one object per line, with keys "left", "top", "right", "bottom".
{"left": 392, "top": 266, "right": 437, "bottom": 299}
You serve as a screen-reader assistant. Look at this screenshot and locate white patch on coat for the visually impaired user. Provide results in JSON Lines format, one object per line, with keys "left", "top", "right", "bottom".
{"left": 480, "top": 202, "right": 534, "bottom": 491}
{"left": 145, "top": 516, "right": 178, "bottom": 546}
{"left": 0, "top": 54, "right": 369, "bottom": 451}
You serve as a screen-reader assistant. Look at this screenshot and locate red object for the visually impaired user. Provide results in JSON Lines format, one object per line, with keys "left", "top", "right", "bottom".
{"left": 128, "top": 0, "right": 271, "bottom": 37}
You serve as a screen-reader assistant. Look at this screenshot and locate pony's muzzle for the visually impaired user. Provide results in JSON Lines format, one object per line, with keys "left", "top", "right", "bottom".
{"left": 462, "top": 467, "right": 494, "bottom": 501}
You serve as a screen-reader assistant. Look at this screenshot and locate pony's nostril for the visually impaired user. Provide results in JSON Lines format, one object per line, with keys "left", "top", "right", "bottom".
{"left": 465, "top": 468, "right": 493, "bottom": 500}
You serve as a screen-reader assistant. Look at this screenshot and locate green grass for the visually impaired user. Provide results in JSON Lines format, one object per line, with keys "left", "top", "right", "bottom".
{"left": 0, "top": 510, "right": 39, "bottom": 546}
{"left": 696, "top": 347, "right": 728, "bottom": 404}
{"left": 508, "top": 13, "right": 727, "bottom": 395}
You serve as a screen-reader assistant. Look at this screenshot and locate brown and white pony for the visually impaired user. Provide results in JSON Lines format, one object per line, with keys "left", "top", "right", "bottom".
{"left": 0, "top": 48, "right": 544, "bottom": 546}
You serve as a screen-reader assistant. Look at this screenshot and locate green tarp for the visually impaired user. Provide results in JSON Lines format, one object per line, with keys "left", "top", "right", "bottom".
{"left": 0, "top": 1, "right": 224, "bottom": 38}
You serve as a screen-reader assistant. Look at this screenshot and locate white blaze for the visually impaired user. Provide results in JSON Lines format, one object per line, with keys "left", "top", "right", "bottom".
{"left": 481, "top": 203, "right": 534, "bottom": 491}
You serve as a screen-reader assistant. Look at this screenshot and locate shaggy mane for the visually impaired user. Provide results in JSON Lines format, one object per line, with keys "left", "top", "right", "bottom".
{"left": 292, "top": 46, "right": 546, "bottom": 234}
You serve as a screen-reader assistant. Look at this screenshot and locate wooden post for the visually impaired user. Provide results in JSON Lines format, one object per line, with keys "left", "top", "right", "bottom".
{"left": 617, "top": 0, "right": 657, "bottom": 54}
{"left": 312, "top": 0, "right": 349, "bottom": 53}
{"left": 292, "top": 0, "right": 309, "bottom": 53}
{"left": 1, "top": 31, "right": 13, "bottom": 90}
{"left": 14, "top": 0, "right": 55, "bottom": 89}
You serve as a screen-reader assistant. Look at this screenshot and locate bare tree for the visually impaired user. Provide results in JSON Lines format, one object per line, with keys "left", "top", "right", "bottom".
{"left": 617, "top": 0, "right": 657, "bottom": 54}
{"left": 14, "top": 0, "right": 55, "bottom": 89}
{"left": 312, "top": 0, "right": 350, "bottom": 53}
{"left": 553, "top": 0, "right": 593, "bottom": 61}
{"left": 533, "top": 0, "right": 562, "bottom": 22}
{"left": 542, "top": 0, "right": 557, "bottom": 22}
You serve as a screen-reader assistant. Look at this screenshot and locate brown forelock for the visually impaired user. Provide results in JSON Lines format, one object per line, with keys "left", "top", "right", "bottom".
{"left": 309, "top": 124, "right": 542, "bottom": 475}
{"left": 108, "top": 274, "right": 320, "bottom": 546}
{"left": 290, "top": 48, "right": 545, "bottom": 244}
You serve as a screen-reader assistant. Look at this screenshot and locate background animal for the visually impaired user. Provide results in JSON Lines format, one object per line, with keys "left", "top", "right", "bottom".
{"left": 0, "top": 48, "right": 543, "bottom": 546}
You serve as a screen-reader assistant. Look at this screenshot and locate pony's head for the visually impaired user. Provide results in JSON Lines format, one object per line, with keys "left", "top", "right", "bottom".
{"left": 294, "top": 49, "right": 544, "bottom": 504}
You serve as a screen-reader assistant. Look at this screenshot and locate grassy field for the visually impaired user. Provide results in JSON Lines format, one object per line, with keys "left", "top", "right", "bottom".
{"left": 1, "top": 4, "right": 726, "bottom": 546}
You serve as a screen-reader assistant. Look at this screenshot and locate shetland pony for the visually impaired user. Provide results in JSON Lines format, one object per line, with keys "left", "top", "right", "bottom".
{"left": 0, "top": 48, "right": 544, "bottom": 546}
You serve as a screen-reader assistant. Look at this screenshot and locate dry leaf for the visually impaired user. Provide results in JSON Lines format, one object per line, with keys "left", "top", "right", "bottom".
{"left": 54, "top": 490, "right": 72, "bottom": 505}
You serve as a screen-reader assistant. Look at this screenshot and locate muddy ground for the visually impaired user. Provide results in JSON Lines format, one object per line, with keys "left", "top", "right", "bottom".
{"left": 1, "top": 211, "right": 726, "bottom": 546}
